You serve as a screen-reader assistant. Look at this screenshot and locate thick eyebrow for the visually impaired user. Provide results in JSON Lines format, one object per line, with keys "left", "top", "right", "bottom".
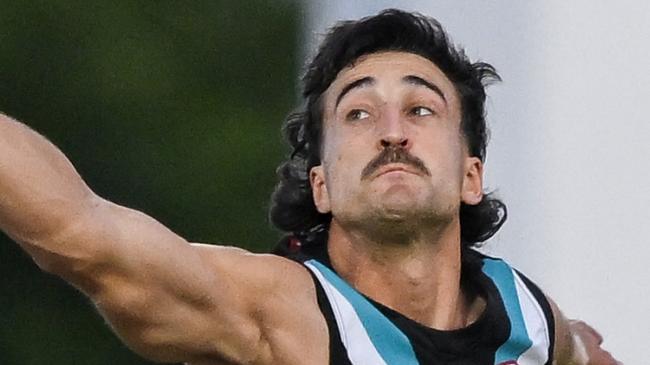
{"left": 402, "top": 75, "right": 447, "bottom": 104}
{"left": 335, "top": 76, "right": 375, "bottom": 108}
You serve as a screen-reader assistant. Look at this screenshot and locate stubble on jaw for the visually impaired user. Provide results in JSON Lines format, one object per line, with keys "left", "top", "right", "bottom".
{"left": 332, "top": 185, "right": 459, "bottom": 247}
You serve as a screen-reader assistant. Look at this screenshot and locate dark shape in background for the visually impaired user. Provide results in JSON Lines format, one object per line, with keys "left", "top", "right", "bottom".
{"left": 0, "top": 1, "right": 302, "bottom": 363}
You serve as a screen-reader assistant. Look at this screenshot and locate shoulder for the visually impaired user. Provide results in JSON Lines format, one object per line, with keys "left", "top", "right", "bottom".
{"left": 477, "top": 254, "right": 549, "bottom": 301}
{"left": 190, "top": 243, "right": 317, "bottom": 303}
{"left": 476, "top": 255, "right": 619, "bottom": 364}
{"left": 190, "top": 243, "right": 330, "bottom": 364}
{"left": 479, "top": 253, "right": 555, "bottom": 330}
{"left": 477, "top": 253, "right": 557, "bottom": 364}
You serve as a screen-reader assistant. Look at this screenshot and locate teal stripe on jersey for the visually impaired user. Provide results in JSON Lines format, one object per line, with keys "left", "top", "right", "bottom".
{"left": 306, "top": 260, "right": 419, "bottom": 365}
{"left": 482, "top": 258, "right": 533, "bottom": 364}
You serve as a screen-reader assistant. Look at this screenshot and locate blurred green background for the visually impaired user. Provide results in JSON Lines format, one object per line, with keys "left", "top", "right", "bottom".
{"left": 0, "top": 1, "right": 302, "bottom": 363}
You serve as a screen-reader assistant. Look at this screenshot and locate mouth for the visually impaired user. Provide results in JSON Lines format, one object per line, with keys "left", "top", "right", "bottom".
{"left": 373, "top": 164, "right": 422, "bottom": 178}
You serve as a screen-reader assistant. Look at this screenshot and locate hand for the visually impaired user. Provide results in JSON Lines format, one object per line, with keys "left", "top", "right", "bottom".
{"left": 569, "top": 320, "right": 622, "bottom": 365}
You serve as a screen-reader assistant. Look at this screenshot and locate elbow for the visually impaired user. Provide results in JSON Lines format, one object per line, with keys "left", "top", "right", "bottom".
{"left": 30, "top": 244, "right": 98, "bottom": 277}
{"left": 29, "top": 241, "right": 107, "bottom": 296}
{"left": 27, "top": 197, "right": 110, "bottom": 285}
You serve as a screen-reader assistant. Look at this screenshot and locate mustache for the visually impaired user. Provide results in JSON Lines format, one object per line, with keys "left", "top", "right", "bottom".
{"left": 360, "top": 146, "right": 431, "bottom": 180}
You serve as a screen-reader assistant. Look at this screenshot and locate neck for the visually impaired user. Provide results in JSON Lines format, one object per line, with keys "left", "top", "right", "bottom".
{"left": 326, "top": 217, "right": 483, "bottom": 330}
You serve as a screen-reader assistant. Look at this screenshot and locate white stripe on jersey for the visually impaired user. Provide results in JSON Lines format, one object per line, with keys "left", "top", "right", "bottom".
{"left": 513, "top": 271, "right": 551, "bottom": 365}
{"left": 305, "top": 261, "right": 388, "bottom": 365}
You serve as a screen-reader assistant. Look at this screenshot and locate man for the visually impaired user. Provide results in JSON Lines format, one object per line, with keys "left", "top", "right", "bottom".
{"left": 0, "top": 9, "right": 618, "bottom": 365}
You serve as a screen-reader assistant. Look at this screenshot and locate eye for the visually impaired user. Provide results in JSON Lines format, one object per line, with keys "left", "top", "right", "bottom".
{"left": 346, "top": 109, "right": 370, "bottom": 121}
{"left": 409, "top": 106, "right": 434, "bottom": 117}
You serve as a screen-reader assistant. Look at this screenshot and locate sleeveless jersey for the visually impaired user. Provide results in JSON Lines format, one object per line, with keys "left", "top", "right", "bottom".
{"left": 297, "top": 250, "right": 555, "bottom": 365}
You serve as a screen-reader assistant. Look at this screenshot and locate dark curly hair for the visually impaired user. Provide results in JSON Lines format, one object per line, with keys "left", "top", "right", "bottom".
{"left": 270, "top": 9, "right": 506, "bottom": 255}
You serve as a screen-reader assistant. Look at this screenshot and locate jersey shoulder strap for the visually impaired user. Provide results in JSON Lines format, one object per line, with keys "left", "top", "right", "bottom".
{"left": 304, "top": 259, "right": 419, "bottom": 365}
{"left": 481, "top": 256, "right": 556, "bottom": 365}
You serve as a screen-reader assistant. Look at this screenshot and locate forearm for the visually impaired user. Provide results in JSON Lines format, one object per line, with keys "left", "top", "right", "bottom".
{"left": 0, "top": 113, "right": 96, "bottom": 268}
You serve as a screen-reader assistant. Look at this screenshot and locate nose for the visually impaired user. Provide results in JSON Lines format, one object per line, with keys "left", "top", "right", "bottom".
{"left": 377, "top": 106, "right": 410, "bottom": 150}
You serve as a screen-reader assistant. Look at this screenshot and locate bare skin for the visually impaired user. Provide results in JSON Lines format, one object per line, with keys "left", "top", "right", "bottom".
{"left": 0, "top": 51, "right": 619, "bottom": 364}
{"left": 311, "top": 51, "right": 485, "bottom": 331}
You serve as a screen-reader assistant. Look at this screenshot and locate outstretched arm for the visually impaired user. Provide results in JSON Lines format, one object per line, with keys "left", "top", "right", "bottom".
{"left": 0, "top": 114, "right": 317, "bottom": 364}
{"left": 550, "top": 299, "right": 621, "bottom": 365}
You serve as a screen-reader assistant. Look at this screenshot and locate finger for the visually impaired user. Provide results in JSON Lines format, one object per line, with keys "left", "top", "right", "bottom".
{"left": 584, "top": 324, "right": 604, "bottom": 345}
{"left": 570, "top": 320, "right": 604, "bottom": 344}
{"left": 591, "top": 348, "right": 621, "bottom": 365}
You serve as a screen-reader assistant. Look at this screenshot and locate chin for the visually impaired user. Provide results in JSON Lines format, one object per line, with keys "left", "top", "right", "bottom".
{"left": 375, "top": 190, "right": 424, "bottom": 214}
{"left": 371, "top": 194, "right": 455, "bottom": 226}
{"left": 370, "top": 201, "right": 425, "bottom": 226}
{"left": 376, "top": 202, "right": 414, "bottom": 218}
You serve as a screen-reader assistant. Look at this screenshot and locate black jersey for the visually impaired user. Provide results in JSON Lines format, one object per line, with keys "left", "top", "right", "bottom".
{"left": 293, "top": 248, "right": 555, "bottom": 365}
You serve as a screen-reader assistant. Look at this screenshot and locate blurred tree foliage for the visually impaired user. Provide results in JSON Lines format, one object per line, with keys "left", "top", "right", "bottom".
{"left": 0, "top": 1, "right": 302, "bottom": 363}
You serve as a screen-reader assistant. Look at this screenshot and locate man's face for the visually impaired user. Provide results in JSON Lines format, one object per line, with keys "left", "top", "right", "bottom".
{"left": 310, "top": 51, "right": 483, "bottom": 233}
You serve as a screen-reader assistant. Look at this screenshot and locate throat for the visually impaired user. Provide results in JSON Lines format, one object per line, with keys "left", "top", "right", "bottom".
{"left": 326, "top": 220, "right": 484, "bottom": 330}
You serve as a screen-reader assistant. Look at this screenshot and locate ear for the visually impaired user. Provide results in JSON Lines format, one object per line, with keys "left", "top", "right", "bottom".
{"left": 461, "top": 157, "right": 483, "bottom": 205}
{"left": 310, "top": 165, "right": 331, "bottom": 213}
